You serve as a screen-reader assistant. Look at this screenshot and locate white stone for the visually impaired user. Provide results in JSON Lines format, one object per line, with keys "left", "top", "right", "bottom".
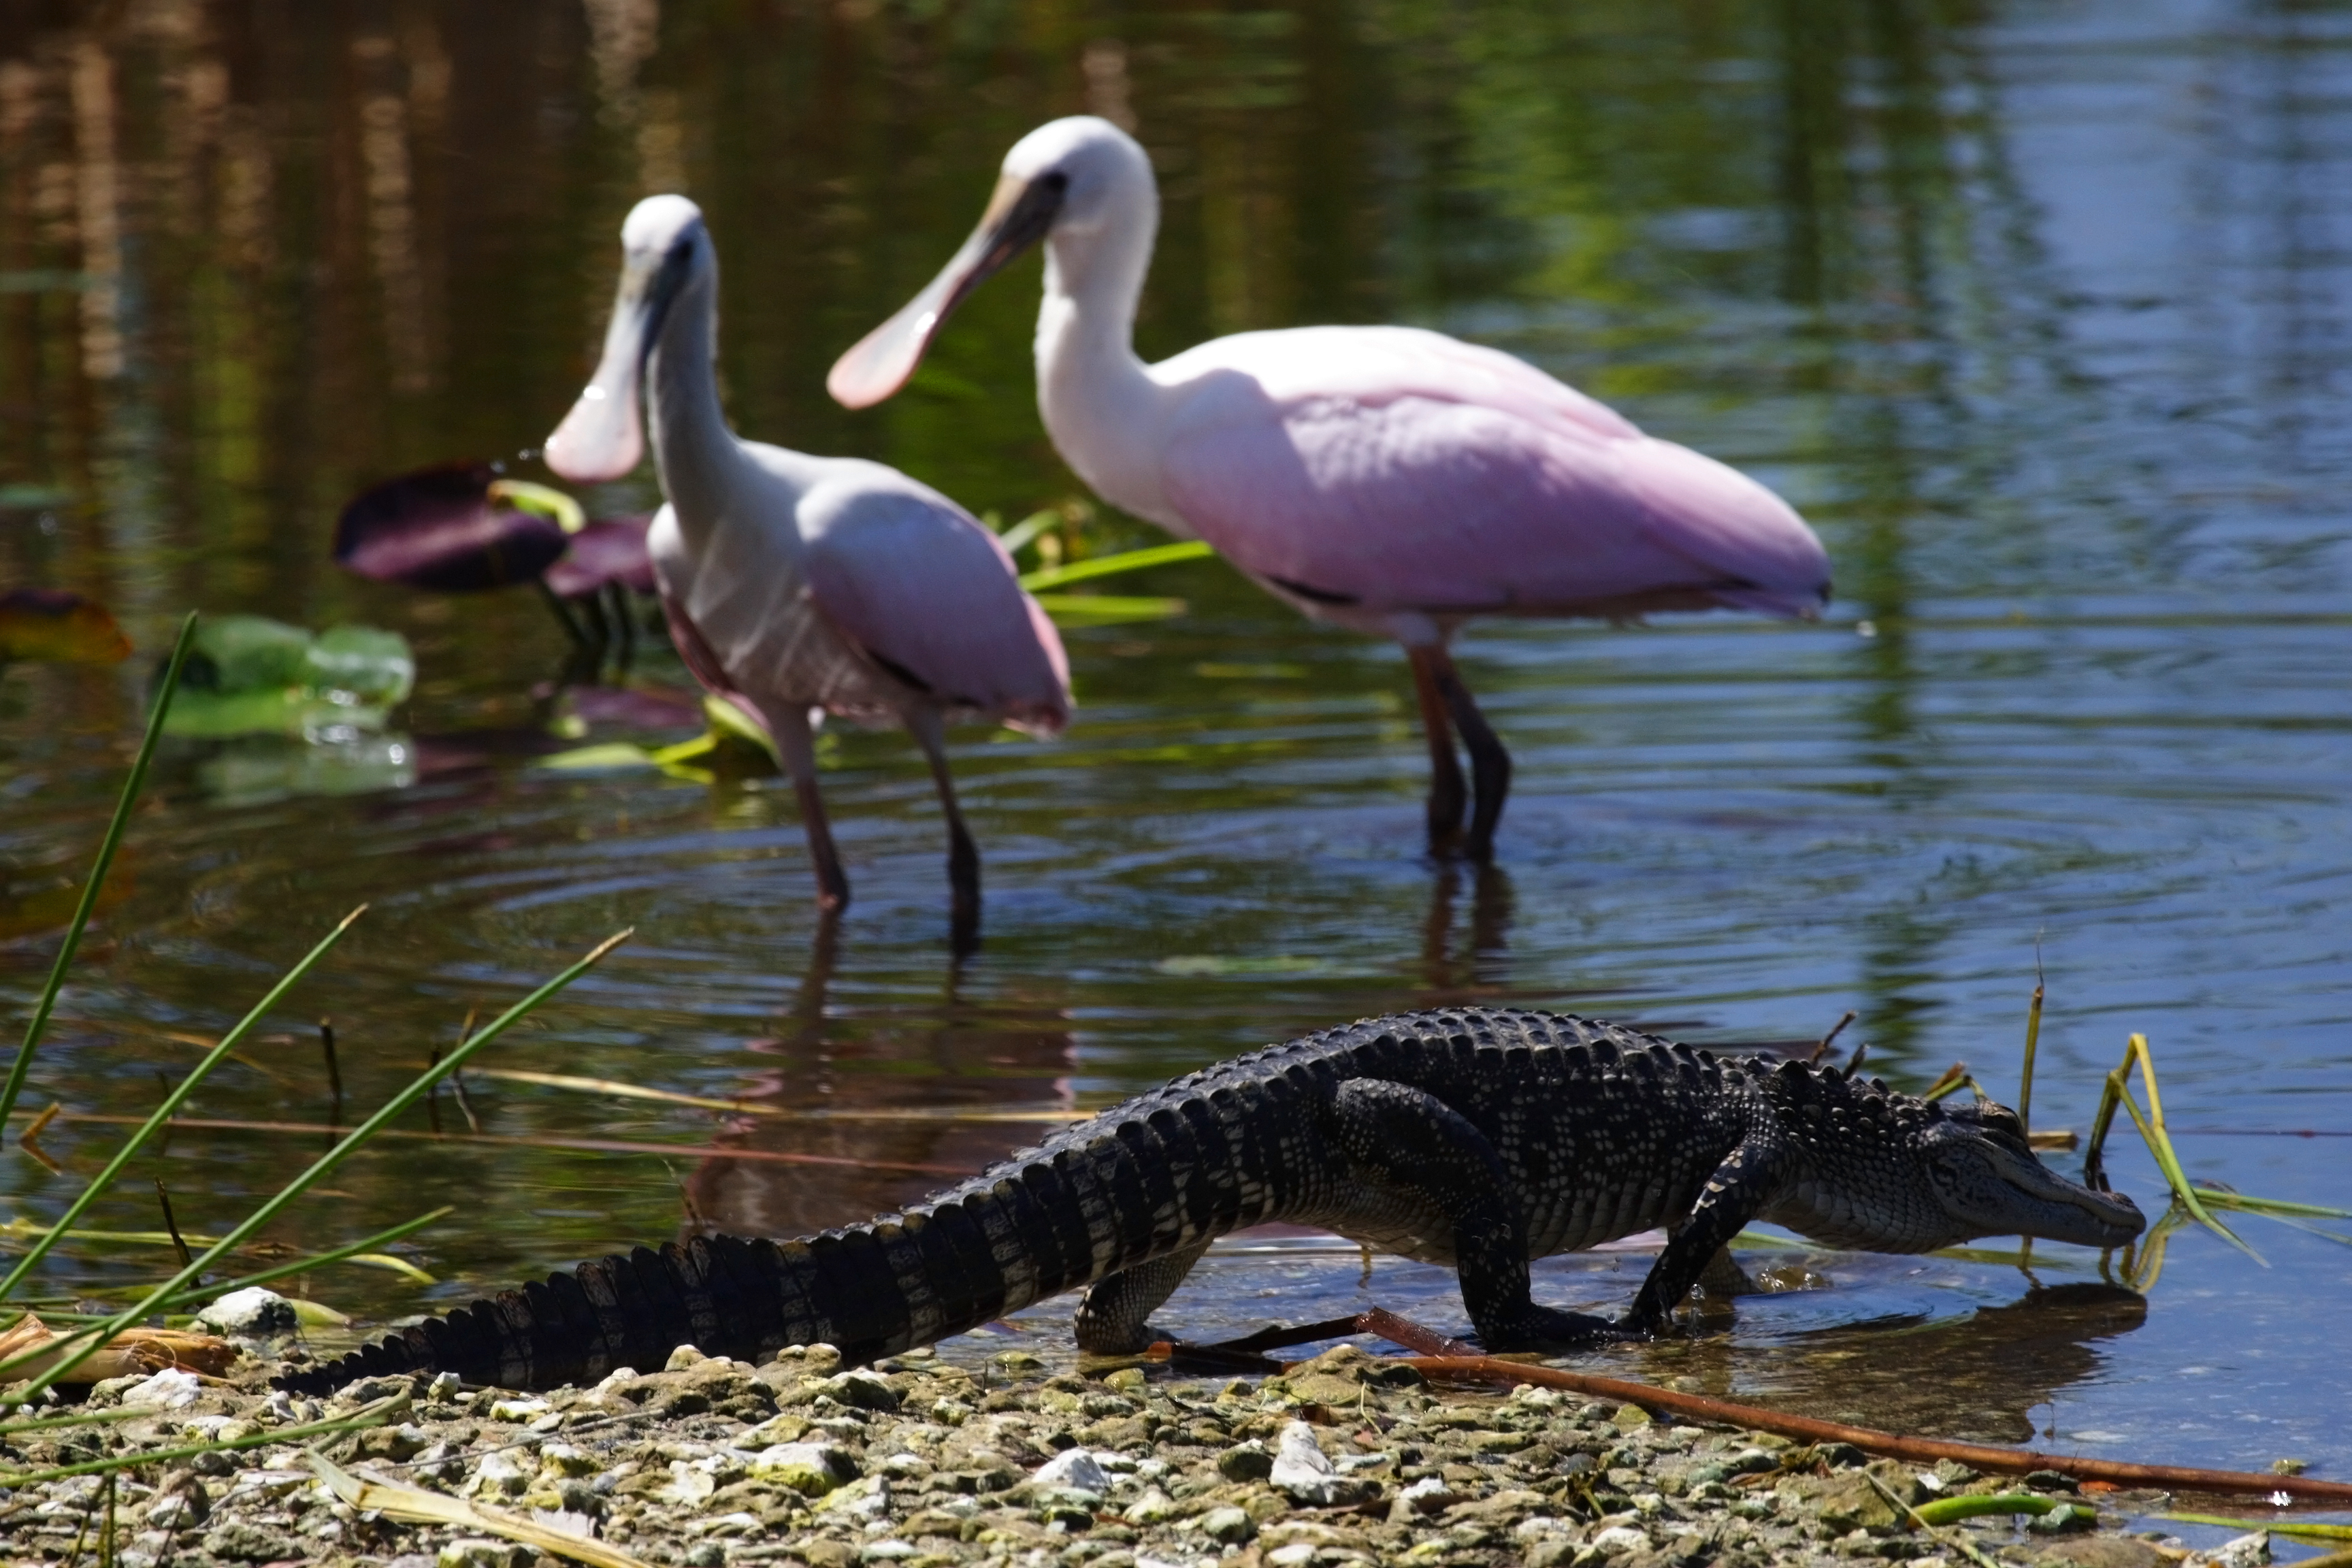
{"left": 1269, "top": 1420, "right": 1346, "bottom": 1506}
{"left": 1268, "top": 1546, "right": 1318, "bottom": 1567}
{"left": 1031, "top": 1448, "right": 1111, "bottom": 1494}
{"left": 119, "top": 1369, "right": 202, "bottom": 1411}
{"left": 1590, "top": 1525, "right": 1650, "bottom": 1557}
{"left": 464, "top": 1451, "right": 532, "bottom": 1499}
{"left": 195, "top": 1288, "right": 298, "bottom": 1336}
{"left": 747, "top": 1441, "right": 859, "bottom": 1497}
{"left": 487, "top": 1395, "right": 550, "bottom": 1422}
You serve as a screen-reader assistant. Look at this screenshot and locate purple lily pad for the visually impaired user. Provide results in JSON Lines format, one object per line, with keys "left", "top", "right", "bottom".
{"left": 543, "top": 514, "right": 657, "bottom": 600}
{"left": 335, "top": 463, "right": 569, "bottom": 591}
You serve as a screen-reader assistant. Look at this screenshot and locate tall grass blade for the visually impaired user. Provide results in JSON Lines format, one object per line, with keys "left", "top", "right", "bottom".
{"left": 0, "top": 1396, "right": 404, "bottom": 1487}
{"left": 0, "top": 931, "right": 631, "bottom": 1401}
{"left": 1017, "top": 539, "right": 1213, "bottom": 591}
{"left": 158, "top": 1205, "right": 453, "bottom": 1303}
{"left": 0, "top": 612, "right": 198, "bottom": 1137}
{"left": 994, "top": 508, "right": 1059, "bottom": 556}
{"left": 0, "top": 906, "right": 365, "bottom": 1303}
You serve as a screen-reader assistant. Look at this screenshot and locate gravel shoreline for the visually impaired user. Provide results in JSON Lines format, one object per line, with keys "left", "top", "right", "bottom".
{"left": 0, "top": 1339, "right": 2272, "bottom": 1568}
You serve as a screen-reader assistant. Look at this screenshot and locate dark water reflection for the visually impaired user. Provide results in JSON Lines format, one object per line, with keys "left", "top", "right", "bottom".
{"left": 3, "top": 0, "right": 2351, "bottom": 1498}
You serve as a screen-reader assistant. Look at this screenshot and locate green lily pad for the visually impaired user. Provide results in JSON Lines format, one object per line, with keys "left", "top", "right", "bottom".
{"left": 165, "top": 615, "right": 414, "bottom": 738}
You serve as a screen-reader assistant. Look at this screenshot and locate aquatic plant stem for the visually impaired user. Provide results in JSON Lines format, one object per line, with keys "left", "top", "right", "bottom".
{"left": 0, "top": 906, "right": 365, "bottom": 1303}
{"left": 0, "top": 929, "right": 630, "bottom": 1402}
{"left": 0, "top": 612, "right": 197, "bottom": 1140}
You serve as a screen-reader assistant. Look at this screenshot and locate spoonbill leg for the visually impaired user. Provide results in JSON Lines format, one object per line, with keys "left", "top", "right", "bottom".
{"left": 907, "top": 708, "right": 981, "bottom": 952}
{"left": 1422, "top": 646, "right": 1512, "bottom": 862}
{"left": 1407, "top": 646, "right": 1471, "bottom": 851}
{"left": 763, "top": 701, "right": 851, "bottom": 912}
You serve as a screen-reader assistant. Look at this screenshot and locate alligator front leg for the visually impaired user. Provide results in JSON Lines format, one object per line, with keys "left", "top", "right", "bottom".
{"left": 1622, "top": 1138, "right": 1784, "bottom": 1333}
{"left": 1322, "top": 1079, "right": 1624, "bottom": 1350}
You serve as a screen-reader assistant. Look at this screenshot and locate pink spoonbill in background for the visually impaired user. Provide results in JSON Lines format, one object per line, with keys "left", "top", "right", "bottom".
{"left": 548, "top": 195, "right": 1070, "bottom": 947}
{"left": 829, "top": 118, "right": 1829, "bottom": 861}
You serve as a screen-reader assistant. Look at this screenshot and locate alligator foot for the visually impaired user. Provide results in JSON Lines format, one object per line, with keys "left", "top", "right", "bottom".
{"left": 1483, "top": 1305, "right": 1636, "bottom": 1352}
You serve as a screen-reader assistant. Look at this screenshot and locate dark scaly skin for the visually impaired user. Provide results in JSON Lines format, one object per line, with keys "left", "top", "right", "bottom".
{"left": 275, "top": 1009, "right": 2143, "bottom": 1394}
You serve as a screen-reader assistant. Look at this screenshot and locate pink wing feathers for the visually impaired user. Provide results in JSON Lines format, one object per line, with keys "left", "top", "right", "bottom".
{"left": 1156, "top": 329, "right": 1827, "bottom": 619}
{"left": 798, "top": 484, "right": 1072, "bottom": 736}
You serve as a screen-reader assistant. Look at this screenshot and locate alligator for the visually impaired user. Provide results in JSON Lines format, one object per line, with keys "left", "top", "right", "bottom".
{"left": 276, "top": 1008, "right": 2143, "bottom": 1394}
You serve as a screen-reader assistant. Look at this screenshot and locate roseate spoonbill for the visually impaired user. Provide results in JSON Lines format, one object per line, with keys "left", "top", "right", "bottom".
{"left": 547, "top": 195, "right": 1071, "bottom": 942}
{"left": 829, "top": 118, "right": 1829, "bottom": 860}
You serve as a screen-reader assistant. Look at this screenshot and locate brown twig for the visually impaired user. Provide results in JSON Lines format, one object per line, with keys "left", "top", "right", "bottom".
{"left": 1391, "top": 1352, "right": 2352, "bottom": 1501}
{"left": 318, "top": 1019, "right": 342, "bottom": 1126}
{"left": 449, "top": 1011, "right": 483, "bottom": 1135}
{"left": 1193, "top": 1305, "right": 2352, "bottom": 1502}
{"left": 19, "top": 1101, "right": 63, "bottom": 1174}
{"left": 1810, "top": 1011, "right": 1858, "bottom": 1065}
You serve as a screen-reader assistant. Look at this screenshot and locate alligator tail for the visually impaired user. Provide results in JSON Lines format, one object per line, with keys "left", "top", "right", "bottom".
{"left": 275, "top": 1086, "right": 1260, "bottom": 1396}
{"left": 274, "top": 1226, "right": 909, "bottom": 1396}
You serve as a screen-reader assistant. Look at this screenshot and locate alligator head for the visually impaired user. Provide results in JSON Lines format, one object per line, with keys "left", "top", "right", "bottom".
{"left": 1764, "top": 1063, "right": 2146, "bottom": 1253}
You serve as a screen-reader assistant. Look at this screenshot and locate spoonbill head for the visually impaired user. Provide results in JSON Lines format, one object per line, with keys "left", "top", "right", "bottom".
{"left": 830, "top": 118, "right": 1829, "bottom": 863}
{"left": 553, "top": 195, "right": 1072, "bottom": 947}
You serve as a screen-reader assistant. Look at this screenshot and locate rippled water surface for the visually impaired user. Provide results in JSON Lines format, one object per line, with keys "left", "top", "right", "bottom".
{"left": 3, "top": 0, "right": 2349, "bottom": 1512}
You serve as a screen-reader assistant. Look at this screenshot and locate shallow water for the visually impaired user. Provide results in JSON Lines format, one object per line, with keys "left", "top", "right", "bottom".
{"left": 3, "top": 0, "right": 2349, "bottom": 1512}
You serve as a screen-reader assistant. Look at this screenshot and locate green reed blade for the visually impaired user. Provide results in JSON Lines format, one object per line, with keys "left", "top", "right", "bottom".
{"left": 155, "top": 1205, "right": 452, "bottom": 1305}
{"left": 0, "top": 906, "right": 366, "bottom": 1304}
{"left": 0, "top": 1405, "right": 154, "bottom": 1438}
{"left": 2189, "top": 1188, "right": 2352, "bottom": 1220}
{"left": 0, "top": 930, "right": 630, "bottom": 1401}
{"left": 2117, "top": 1034, "right": 2257, "bottom": 1259}
{"left": 1915, "top": 1494, "right": 2059, "bottom": 1526}
{"left": 2159, "top": 1514, "right": 2352, "bottom": 1544}
{"left": 0, "top": 612, "right": 198, "bottom": 1138}
{"left": 1018, "top": 539, "right": 1213, "bottom": 591}
{"left": 995, "top": 509, "right": 1059, "bottom": 557}
{"left": 0, "top": 1395, "right": 403, "bottom": 1487}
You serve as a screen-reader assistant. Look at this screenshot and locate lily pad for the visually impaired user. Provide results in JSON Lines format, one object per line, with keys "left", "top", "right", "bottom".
{"left": 0, "top": 589, "right": 132, "bottom": 665}
{"left": 336, "top": 463, "right": 570, "bottom": 591}
{"left": 164, "top": 615, "right": 414, "bottom": 739}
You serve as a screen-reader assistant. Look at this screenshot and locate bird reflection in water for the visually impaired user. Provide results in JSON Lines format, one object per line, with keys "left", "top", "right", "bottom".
{"left": 682, "top": 924, "right": 1079, "bottom": 1241}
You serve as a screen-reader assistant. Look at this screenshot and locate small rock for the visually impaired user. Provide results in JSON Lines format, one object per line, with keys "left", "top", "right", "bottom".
{"left": 815, "top": 1369, "right": 901, "bottom": 1411}
{"left": 1197, "top": 1505, "right": 1256, "bottom": 1544}
{"left": 1590, "top": 1524, "right": 1651, "bottom": 1557}
{"left": 1218, "top": 1442, "right": 1273, "bottom": 1482}
{"left": 1031, "top": 1448, "right": 1112, "bottom": 1494}
{"left": 203, "top": 1522, "right": 304, "bottom": 1563}
{"left": 466, "top": 1451, "right": 533, "bottom": 1499}
{"left": 436, "top": 1540, "right": 533, "bottom": 1568}
{"left": 666, "top": 1343, "right": 709, "bottom": 1371}
{"left": 2200, "top": 1533, "right": 2272, "bottom": 1568}
{"left": 2034, "top": 1538, "right": 2169, "bottom": 1568}
{"left": 748, "top": 1440, "right": 861, "bottom": 1497}
{"left": 1612, "top": 1403, "right": 1653, "bottom": 1431}
{"left": 684, "top": 1546, "right": 728, "bottom": 1568}
{"left": 120, "top": 1369, "right": 203, "bottom": 1411}
{"left": 195, "top": 1287, "right": 299, "bottom": 1337}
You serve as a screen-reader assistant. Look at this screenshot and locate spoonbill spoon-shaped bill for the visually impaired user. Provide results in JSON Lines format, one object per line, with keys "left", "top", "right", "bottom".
{"left": 549, "top": 194, "right": 1071, "bottom": 945}
{"left": 830, "top": 118, "right": 1830, "bottom": 860}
